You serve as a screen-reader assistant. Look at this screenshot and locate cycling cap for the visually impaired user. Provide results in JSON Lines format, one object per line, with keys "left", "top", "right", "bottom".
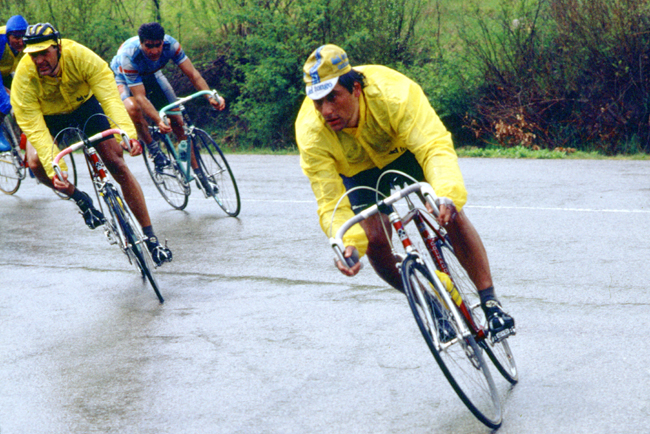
{"left": 24, "top": 23, "right": 60, "bottom": 53}
{"left": 303, "top": 44, "right": 351, "bottom": 100}
{"left": 6, "top": 15, "right": 28, "bottom": 33}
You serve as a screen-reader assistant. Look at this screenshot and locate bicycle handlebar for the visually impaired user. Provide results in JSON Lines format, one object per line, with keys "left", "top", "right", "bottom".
{"left": 329, "top": 182, "right": 440, "bottom": 266}
{"left": 52, "top": 128, "right": 130, "bottom": 181}
{"left": 158, "top": 90, "right": 221, "bottom": 120}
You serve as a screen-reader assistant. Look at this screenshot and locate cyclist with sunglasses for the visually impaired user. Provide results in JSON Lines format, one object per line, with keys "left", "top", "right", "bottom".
{"left": 11, "top": 23, "right": 173, "bottom": 266}
{"left": 110, "top": 22, "right": 226, "bottom": 189}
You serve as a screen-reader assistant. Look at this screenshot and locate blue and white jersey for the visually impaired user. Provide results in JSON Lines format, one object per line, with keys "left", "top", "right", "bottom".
{"left": 110, "top": 35, "right": 188, "bottom": 87}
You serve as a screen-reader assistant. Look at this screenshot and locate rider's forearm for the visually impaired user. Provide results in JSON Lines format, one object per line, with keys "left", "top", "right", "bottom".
{"left": 135, "top": 94, "right": 164, "bottom": 124}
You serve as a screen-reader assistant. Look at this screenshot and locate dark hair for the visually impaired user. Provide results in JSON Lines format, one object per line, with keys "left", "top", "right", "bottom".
{"left": 138, "top": 22, "right": 165, "bottom": 42}
{"left": 338, "top": 69, "right": 366, "bottom": 93}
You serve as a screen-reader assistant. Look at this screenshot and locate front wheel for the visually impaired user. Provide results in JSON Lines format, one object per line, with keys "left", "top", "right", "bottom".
{"left": 401, "top": 257, "right": 502, "bottom": 429}
{"left": 190, "top": 129, "right": 241, "bottom": 217}
{"left": 102, "top": 184, "right": 164, "bottom": 303}
{"left": 435, "top": 239, "right": 518, "bottom": 384}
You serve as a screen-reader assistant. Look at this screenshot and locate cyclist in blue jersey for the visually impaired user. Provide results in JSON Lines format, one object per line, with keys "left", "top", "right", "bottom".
{"left": 110, "top": 22, "right": 226, "bottom": 189}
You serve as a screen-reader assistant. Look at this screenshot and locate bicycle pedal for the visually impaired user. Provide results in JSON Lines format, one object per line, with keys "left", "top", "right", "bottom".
{"left": 491, "top": 326, "right": 516, "bottom": 344}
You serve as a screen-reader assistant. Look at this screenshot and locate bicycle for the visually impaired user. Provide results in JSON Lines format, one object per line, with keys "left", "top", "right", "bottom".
{"left": 330, "top": 174, "right": 517, "bottom": 429}
{"left": 0, "top": 113, "right": 77, "bottom": 196}
{"left": 52, "top": 127, "right": 164, "bottom": 303}
{"left": 141, "top": 90, "right": 241, "bottom": 216}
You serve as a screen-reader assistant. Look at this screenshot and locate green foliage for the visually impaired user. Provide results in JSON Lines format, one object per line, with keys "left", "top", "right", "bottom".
{"left": 457, "top": 145, "right": 570, "bottom": 159}
{"left": 11, "top": 0, "right": 650, "bottom": 155}
{"left": 217, "top": 0, "right": 327, "bottom": 149}
{"left": 459, "top": 0, "right": 650, "bottom": 154}
{"left": 209, "top": 0, "right": 434, "bottom": 150}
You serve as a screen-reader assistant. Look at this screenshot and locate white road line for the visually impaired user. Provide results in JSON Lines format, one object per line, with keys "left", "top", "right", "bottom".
{"left": 467, "top": 205, "right": 650, "bottom": 213}
{"left": 249, "top": 199, "right": 649, "bottom": 213}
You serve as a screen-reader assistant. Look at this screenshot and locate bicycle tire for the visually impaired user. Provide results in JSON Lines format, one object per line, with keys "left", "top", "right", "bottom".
{"left": 103, "top": 184, "right": 164, "bottom": 303}
{"left": 142, "top": 132, "right": 190, "bottom": 210}
{"left": 0, "top": 123, "right": 23, "bottom": 194}
{"left": 190, "top": 128, "right": 240, "bottom": 217}
{"left": 435, "top": 238, "right": 518, "bottom": 384}
{"left": 401, "top": 257, "right": 502, "bottom": 429}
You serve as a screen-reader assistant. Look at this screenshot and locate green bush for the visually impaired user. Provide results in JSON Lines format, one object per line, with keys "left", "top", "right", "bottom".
{"left": 461, "top": 0, "right": 650, "bottom": 154}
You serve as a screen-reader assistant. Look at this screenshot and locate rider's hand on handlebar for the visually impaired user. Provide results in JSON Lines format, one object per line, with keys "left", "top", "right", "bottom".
{"left": 126, "top": 139, "right": 142, "bottom": 157}
{"left": 437, "top": 197, "right": 458, "bottom": 227}
{"left": 52, "top": 172, "right": 74, "bottom": 196}
{"left": 209, "top": 95, "right": 226, "bottom": 111}
{"left": 335, "top": 246, "right": 362, "bottom": 277}
{"left": 158, "top": 118, "right": 173, "bottom": 134}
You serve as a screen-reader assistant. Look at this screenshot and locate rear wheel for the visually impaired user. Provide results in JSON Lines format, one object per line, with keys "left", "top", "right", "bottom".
{"left": 190, "top": 128, "right": 240, "bottom": 217}
{"left": 401, "top": 257, "right": 502, "bottom": 429}
{"left": 142, "top": 132, "right": 190, "bottom": 210}
{"left": 102, "top": 184, "right": 164, "bottom": 303}
{"left": 0, "top": 123, "right": 24, "bottom": 194}
{"left": 435, "top": 238, "right": 518, "bottom": 384}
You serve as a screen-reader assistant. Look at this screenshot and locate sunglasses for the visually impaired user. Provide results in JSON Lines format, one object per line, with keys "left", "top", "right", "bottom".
{"left": 144, "top": 42, "right": 163, "bottom": 49}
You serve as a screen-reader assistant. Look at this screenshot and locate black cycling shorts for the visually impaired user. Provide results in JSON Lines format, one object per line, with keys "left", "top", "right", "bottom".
{"left": 43, "top": 95, "right": 111, "bottom": 145}
{"left": 142, "top": 74, "right": 175, "bottom": 111}
{"left": 340, "top": 151, "right": 425, "bottom": 214}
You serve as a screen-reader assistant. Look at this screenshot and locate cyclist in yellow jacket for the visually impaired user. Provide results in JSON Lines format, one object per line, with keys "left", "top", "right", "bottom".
{"left": 295, "top": 44, "right": 515, "bottom": 341}
{"left": 11, "top": 23, "right": 172, "bottom": 265}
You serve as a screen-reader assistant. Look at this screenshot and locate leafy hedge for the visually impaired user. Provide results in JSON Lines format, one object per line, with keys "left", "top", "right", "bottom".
{"left": 7, "top": 0, "right": 650, "bottom": 154}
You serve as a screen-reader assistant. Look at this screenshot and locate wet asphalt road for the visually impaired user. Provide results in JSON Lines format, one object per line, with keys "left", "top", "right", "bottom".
{"left": 1, "top": 154, "right": 649, "bottom": 433}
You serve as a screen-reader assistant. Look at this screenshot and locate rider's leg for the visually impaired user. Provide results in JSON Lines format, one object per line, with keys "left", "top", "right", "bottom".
{"left": 25, "top": 141, "right": 57, "bottom": 189}
{"left": 96, "top": 137, "right": 152, "bottom": 228}
{"left": 444, "top": 209, "right": 493, "bottom": 292}
{"left": 359, "top": 213, "right": 404, "bottom": 292}
{"left": 122, "top": 95, "right": 154, "bottom": 145}
{"left": 445, "top": 210, "right": 515, "bottom": 339}
{"left": 97, "top": 138, "right": 172, "bottom": 264}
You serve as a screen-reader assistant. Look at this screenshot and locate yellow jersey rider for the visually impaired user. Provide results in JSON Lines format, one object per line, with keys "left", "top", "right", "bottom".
{"left": 295, "top": 44, "right": 515, "bottom": 342}
{"left": 11, "top": 23, "right": 172, "bottom": 266}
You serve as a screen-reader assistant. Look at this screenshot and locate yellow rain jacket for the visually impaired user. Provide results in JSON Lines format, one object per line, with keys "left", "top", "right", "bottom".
{"left": 295, "top": 65, "right": 467, "bottom": 256}
{"left": 11, "top": 39, "right": 137, "bottom": 179}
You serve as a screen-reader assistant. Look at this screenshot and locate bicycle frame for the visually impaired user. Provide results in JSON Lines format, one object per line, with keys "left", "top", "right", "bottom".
{"left": 401, "top": 206, "right": 488, "bottom": 342}
{"left": 151, "top": 127, "right": 195, "bottom": 182}
{"left": 53, "top": 128, "right": 164, "bottom": 303}
{"left": 53, "top": 128, "right": 131, "bottom": 247}
{"left": 155, "top": 89, "right": 221, "bottom": 182}
{"left": 330, "top": 182, "right": 485, "bottom": 343}
{"left": 53, "top": 128, "right": 127, "bottom": 184}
